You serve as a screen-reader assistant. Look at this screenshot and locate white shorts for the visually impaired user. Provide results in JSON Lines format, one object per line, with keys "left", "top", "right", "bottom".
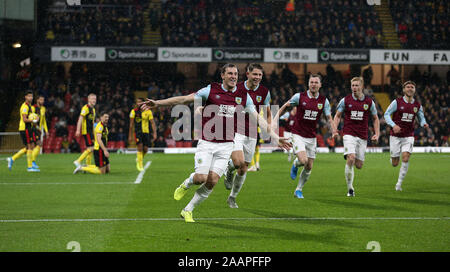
{"left": 194, "top": 140, "right": 234, "bottom": 177}
{"left": 343, "top": 134, "right": 367, "bottom": 161}
{"left": 233, "top": 133, "right": 257, "bottom": 163}
{"left": 292, "top": 133, "right": 317, "bottom": 159}
{"left": 390, "top": 136, "right": 414, "bottom": 158}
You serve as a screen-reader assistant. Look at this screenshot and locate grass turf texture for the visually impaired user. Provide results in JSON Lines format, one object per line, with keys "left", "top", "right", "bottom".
{"left": 0, "top": 152, "right": 449, "bottom": 252}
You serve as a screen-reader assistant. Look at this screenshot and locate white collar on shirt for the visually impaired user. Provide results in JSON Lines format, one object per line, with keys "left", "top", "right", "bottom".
{"left": 221, "top": 84, "right": 237, "bottom": 93}
{"left": 244, "top": 80, "right": 259, "bottom": 91}
{"left": 402, "top": 96, "right": 415, "bottom": 104}
{"left": 307, "top": 90, "right": 320, "bottom": 99}
{"left": 352, "top": 93, "right": 365, "bottom": 101}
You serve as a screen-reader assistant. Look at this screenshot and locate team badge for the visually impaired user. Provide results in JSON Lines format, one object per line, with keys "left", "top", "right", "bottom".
{"left": 363, "top": 104, "right": 369, "bottom": 110}
{"left": 317, "top": 103, "right": 323, "bottom": 110}
{"left": 197, "top": 158, "right": 203, "bottom": 164}
{"left": 216, "top": 95, "right": 221, "bottom": 99}
{"left": 413, "top": 107, "right": 418, "bottom": 113}
{"left": 235, "top": 97, "right": 242, "bottom": 104}
{"left": 256, "top": 96, "right": 262, "bottom": 103}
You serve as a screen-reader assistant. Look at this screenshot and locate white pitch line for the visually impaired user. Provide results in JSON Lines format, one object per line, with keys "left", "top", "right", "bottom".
{"left": 0, "top": 217, "right": 448, "bottom": 223}
{"left": 134, "top": 161, "right": 152, "bottom": 184}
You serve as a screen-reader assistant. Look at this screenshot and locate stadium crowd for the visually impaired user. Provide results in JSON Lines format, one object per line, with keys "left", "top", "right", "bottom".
{"left": 160, "top": 0, "right": 383, "bottom": 48}
{"left": 390, "top": 0, "right": 449, "bottom": 49}
{"left": 40, "top": 0, "right": 146, "bottom": 45}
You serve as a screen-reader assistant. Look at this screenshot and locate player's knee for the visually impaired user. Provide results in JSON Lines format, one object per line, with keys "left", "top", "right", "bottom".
{"left": 402, "top": 153, "right": 411, "bottom": 163}
{"left": 391, "top": 158, "right": 399, "bottom": 167}
{"left": 355, "top": 161, "right": 364, "bottom": 169}
{"left": 194, "top": 174, "right": 208, "bottom": 184}
{"left": 346, "top": 154, "right": 355, "bottom": 165}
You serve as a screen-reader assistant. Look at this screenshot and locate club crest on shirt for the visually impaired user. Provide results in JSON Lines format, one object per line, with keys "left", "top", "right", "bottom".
{"left": 216, "top": 95, "right": 221, "bottom": 99}
{"left": 317, "top": 103, "right": 323, "bottom": 110}
{"left": 256, "top": 96, "right": 262, "bottom": 103}
{"left": 363, "top": 104, "right": 369, "bottom": 110}
{"left": 413, "top": 107, "right": 418, "bottom": 113}
{"left": 235, "top": 97, "right": 242, "bottom": 104}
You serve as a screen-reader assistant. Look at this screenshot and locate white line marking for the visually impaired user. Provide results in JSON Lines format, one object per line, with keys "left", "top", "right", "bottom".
{"left": 134, "top": 161, "right": 151, "bottom": 184}
{"left": 0, "top": 217, "right": 448, "bottom": 223}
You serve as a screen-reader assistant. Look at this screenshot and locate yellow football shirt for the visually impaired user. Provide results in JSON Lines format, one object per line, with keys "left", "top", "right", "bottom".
{"left": 94, "top": 122, "right": 108, "bottom": 151}
{"left": 19, "top": 102, "right": 32, "bottom": 131}
{"left": 80, "top": 104, "right": 96, "bottom": 135}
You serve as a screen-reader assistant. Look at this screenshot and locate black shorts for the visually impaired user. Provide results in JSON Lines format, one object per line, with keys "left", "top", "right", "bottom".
{"left": 33, "top": 128, "right": 41, "bottom": 142}
{"left": 135, "top": 132, "right": 150, "bottom": 147}
{"left": 20, "top": 128, "right": 36, "bottom": 146}
{"left": 83, "top": 132, "right": 95, "bottom": 147}
{"left": 94, "top": 149, "right": 109, "bottom": 168}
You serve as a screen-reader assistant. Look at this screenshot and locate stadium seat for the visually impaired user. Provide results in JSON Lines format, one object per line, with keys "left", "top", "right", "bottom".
{"left": 175, "top": 141, "right": 184, "bottom": 147}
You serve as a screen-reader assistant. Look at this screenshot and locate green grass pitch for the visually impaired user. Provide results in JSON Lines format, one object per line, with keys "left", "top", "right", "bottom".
{"left": 0, "top": 152, "right": 449, "bottom": 252}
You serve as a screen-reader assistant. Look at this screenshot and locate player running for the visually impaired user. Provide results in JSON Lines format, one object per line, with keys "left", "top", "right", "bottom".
{"left": 140, "top": 63, "right": 291, "bottom": 223}
{"left": 223, "top": 63, "right": 271, "bottom": 208}
{"left": 383, "top": 81, "right": 428, "bottom": 191}
{"left": 129, "top": 97, "right": 157, "bottom": 172}
{"left": 73, "top": 93, "right": 96, "bottom": 172}
{"left": 280, "top": 107, "right": 296, "bottom": 161}
{"left": 275, "top": 74, "right": 337, "bottom": 199}
{"left": 333, "top": 77, "right": 380, "bottom": 197}
{"left": 30, "top": 95, "right": 48, "bottom": 169}
{"left": 7, "top": 91, "right": 40, "bottom": 172}
{"left": 74, "top": 112, "right": 110, "bottom": 174}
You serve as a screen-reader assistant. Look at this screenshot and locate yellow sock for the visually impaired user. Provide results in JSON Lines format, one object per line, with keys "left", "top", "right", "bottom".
{"left": 12, "top": 148, "right": 27, "bottom": 161}
{"left": 83, "top": 164, "right": 97, "bottom": 169}
{"left": 32, "top": 146, "right": 41, "bottom": 162}
{"left": 137, "top": 151, "right": 143, "bottom": 168}
{"left": 249, "top": 156, "right": 255, "bottom": 167}
{"left": 255, "top": 146, "right": 260, "bottom": 164}
{"left": 86, "top": 152, "right": 92, "bottom": 165}
{"left": 82, "top": 166, "right": 101, "bottom": 174}
{"left": 27, "top": 150, "right": 33, "bottom": 168}
{"left": 76, "top": 149, "right": 91, "bottom": 163}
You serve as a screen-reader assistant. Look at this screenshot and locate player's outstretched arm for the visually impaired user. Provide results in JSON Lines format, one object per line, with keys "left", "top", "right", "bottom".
{"left": 249, "top": 111, "right": 292, "bottom": 150}
{"left": 272, "top": 101, "right": 291, "bottom": 130}
{"left": 140, "top": 93, "right": 195, "bottom": 110}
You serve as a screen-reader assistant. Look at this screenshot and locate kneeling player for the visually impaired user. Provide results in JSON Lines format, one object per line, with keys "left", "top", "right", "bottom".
{"left": 74, "top": 112, "right": 110, "bottom": 175}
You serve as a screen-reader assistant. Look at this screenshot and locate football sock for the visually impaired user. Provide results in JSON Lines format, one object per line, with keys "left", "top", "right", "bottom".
{"left": 27, "top": 150, "right": 33, "bottom": 168}
{"left": 296, "top": 169, "right": 311, "bottom": 191}
{"left": 294, "top": 157, "right": 303, "bottom": 167}
{"left": 86, "top": 152, "right": 92, "bottom": 165}
{"left": 184, "top": 184, "right": 212, "bottom": 212}
{"left": 137, "top": 151, "right": 143, "bottom": 168}
{"left": 249, "top": 156, "right": 255, "bottom": 168}
{"left": 76, "top": 149, "right": 91, "bottom": 163}
{"left": 182, "top": 173, "right": 195, "bottom": 188}
{"left": 345, "top": 164, "right": 354, "bottom": 190}
{"left": 228, "top": 159, "right": 235, "bottom": 171}
{"left": 230, "top": 173, "right": 246, "bottom": 198}
{"left": 12, "top": 148, "right": 27, "bottom": 161}
{"left": 32, "top": 146, "right": 40, "bottom": 162}
{"left": 82, "top": 166, "right": 101, "bottom": 174}
{"left": 255, "top": 146, "right": 260, "bottom": 164}
{"left": 397, "top": 162, "right": 409, "bottom": 186}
